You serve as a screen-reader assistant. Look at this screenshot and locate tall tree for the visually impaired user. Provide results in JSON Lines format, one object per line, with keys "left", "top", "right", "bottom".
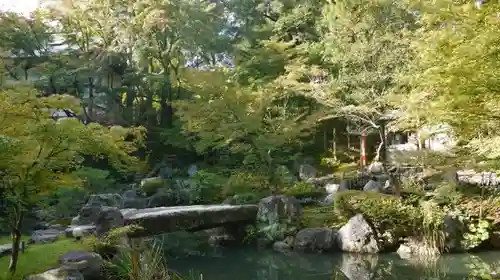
{"left": 0, "top": 86, "right": 144, "bottom": 274}
{"left": 0, "top": 11, "right": 53, "bottom": 82}
{"left": 397, "top": 0, "right": 500, "bottom": 167}
{"left": 279, "top": 0, "right": 417, "bottom": 162}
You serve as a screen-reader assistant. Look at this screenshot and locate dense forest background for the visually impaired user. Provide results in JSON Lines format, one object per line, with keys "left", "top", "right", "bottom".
{"left": 1, "top": 0, "right": 500, "bottom": 224}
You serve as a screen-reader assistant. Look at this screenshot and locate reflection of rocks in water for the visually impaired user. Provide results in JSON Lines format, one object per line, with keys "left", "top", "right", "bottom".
{"left": 398, "top": 253, "right": 500, "bottom": 280}
{"left": 169, "top": 247, "right": 500, "bottom": 280}
{"left": 251, "top": 249, "right": 337, "bottom": 279}
{"left": 436, "top": 254, "right": 499, "bottom": 279}
{"left": 338, "top": 254, "right": 379, "bottom": 280}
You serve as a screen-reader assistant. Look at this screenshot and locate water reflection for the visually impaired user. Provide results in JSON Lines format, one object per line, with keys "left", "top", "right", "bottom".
{"left": 167, "top": 248, "right": 500, "bottom": 280}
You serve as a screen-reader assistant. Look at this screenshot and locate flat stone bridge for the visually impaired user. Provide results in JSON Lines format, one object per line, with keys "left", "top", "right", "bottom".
{"left": 120, "top": 204, "right": 258, "bottom": 237}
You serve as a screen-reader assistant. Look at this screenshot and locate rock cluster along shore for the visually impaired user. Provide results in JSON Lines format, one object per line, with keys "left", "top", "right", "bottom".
{"left": 14, "top": 188, "right": 500, "bottom": 280}
{"left": 253, "top": 195, "right": 500, "bottom": 258}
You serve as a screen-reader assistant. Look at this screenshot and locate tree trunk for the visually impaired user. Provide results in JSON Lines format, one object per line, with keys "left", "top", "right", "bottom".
{"left": 8, "top": 211, "right": 24, "bottom": 274}
{"left": 87, "top": 77, "right": 94, "bottom": 121}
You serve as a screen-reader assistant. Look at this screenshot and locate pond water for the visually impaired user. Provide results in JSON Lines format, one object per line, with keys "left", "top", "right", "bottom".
{"left": 168, "top": 248, "right": 500, "bottom": 280}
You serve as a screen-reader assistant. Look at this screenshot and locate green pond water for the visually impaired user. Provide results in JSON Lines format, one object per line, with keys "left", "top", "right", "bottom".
{"left": 168, "top": 248, "right": 500, "bottom": 280}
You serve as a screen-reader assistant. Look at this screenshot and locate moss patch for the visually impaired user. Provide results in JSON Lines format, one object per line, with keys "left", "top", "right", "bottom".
{"left": 0, "top": 238, "right": 88, "bottom": 280}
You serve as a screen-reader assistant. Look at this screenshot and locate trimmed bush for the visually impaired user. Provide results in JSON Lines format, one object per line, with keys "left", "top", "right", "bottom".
{"left": 282, "top": 181, "right": 325, "bottom": 199}
{"left": 334, "top": 190, "right": 422, "bottom": 242}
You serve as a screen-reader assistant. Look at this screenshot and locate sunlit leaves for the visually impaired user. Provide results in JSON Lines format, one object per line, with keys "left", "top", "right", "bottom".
{"left": 400, "top": 0, "right": 500, "bottom": 165}
{"left": 0, "top": 86, "right": 145, "bottom": 215}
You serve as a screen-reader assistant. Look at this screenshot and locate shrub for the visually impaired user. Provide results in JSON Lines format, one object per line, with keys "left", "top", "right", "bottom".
{"left": 85, "top": 225, "right": 143, "bottom": 260}
{"left": 141, "top": 178, "right": 167, "bottom": 196}
{"left": 104, "top": 238, "right": 195, "bottom": 280}
{"left": 334, "top": 190, "right": 422, "bottom": 243}
{"left": 282, "top": 181, "right": 324, "bottom": 199}
{"left": 223, "top": 171, "right": 269, "bottom": 196}
{"left": 189, "top": 170, "right": 226, "bottom": 203}
{"left": 300, "top": 205, "right": 347, "bottom": 229}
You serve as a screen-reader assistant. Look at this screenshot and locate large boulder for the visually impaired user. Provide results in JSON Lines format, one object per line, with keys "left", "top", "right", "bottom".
{"left": 443, "top": 214, "right": 466, "bottom": 252}
{"left": 337, "top": 214, "right": 380, "bottom": 253}
{"left": 65, "top": 225, "right": 96, "bottom": 238}
{"left": 26, "top": 267, "right": 84, "bottom": 280}
{"left": 299, "top": 164, "right": 317, "bottom": 181}
{"left": 489, "top": 231, "right": 500, "bottom": 249}
{"left": 257, "top": 195, "right": 303, "bottom": 242}
{"left": 29, "top": 228, "right": 63, "bottom": 244}
{"left": 363, "top": 180, "right": 382, "bottom": 192}
{"left": 0, "top": 244, "right": 13, "bottom": 257}
{"left": 293, "top": 227, "right": 338, "bottom": 253}
{"left": 95, "top": 206, "right": 124, "bottom": 237}
{"left": 367, "top": 161, "right": 384, "bottom": 174}
{"left": 71, "top": 205, "right": 102, "bottom": 226}
{"left": 257, "top": 195, "right": 303, "bottom": 225}
{"left": 59, "top": 250, "right": 103, "bottom": 280}
{"left": 72, "top": 193, "right": 123, "bottom": 226}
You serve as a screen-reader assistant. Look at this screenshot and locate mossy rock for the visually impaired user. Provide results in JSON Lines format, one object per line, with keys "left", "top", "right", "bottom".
{"left": 334, "top": 190, "right": 422, "bottom": 241}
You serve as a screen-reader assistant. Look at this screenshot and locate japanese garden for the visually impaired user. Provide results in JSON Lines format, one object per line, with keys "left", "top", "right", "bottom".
{"left": 0, "top": 0, "right": 499, "bottom": 279}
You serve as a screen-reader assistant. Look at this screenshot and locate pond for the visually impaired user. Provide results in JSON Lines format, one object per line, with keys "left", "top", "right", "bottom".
{"left": 168, "top": 248, "right": 500, "bottom": 280}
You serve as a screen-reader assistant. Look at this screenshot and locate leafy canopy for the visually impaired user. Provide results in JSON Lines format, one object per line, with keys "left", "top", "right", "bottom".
{"left": 0, "top": 85, "right": 145, "bottom": 227}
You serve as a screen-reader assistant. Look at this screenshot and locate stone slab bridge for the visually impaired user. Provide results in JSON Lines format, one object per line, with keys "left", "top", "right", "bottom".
{"left": 118, "top": 204, "right": 258, "bottom": 238}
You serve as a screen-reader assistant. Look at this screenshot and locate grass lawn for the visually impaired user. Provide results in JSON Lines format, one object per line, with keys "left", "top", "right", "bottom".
{"left": 0, "top": 238, "right": 87, "bottom": 280}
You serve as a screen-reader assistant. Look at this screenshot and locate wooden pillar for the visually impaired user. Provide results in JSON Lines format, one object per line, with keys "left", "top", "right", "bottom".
{"left": 360, "top": 133, "right": 367, "bottom": 169}
{"left": 380, "top": 120, "right": 387, "bottom": 163}
{"left": 332, "top": 128, "right": 337, "bottom": 160}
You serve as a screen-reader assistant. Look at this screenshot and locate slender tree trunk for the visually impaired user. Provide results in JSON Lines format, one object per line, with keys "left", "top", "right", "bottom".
{"left": 8, "top": 211, "right": 24, "bottom": 274}
{"left": 87, "top": 77, "right": 94, "bottom": 121}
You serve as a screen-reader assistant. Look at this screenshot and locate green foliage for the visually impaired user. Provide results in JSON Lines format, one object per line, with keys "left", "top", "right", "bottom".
{"left": 223, "top": 171, "right": 270, "bottom": 196}
{"left": 72, "top": 167, "right": 117, "bottom": 192}
{"left": 282, "top": 181, "right": 324, "bottom": 199}
{"left": 189, "top": 170, "right": 226, "bottom": 203}
{"left": 431, "top": 182, "right": 463, "bottom": 206}
{"left": 462, "top": 219, "right": 491, "bottom": 250}
{"left": 104, "top": 236, "right": 195, "bottom": 280}
{"left": 418, "top": 200, "right": 447, "bottom": 252}
{"left": 141, "top": 178, "right": 167, "bottom": 196}
{"left": 395, "top": 0, "right": 500, "bottom": 167}
{"left": 335, "top": 190, "right": 423, "bottom": 245}
{"left": 0, "top": 86, "right": 144, "bottom": 273}
{"left": 300, "top": 205, "right": 347, "bottom": 229}
{"left": 466, "top": 256, "right": 500, "bottom": 280}
{"left": 228, "top": 193, "right": 261, "bottom": 204}
{"left": 86, "top": 225, "right": 143, "bottom": 259}
{"left": 38, "top": 187, "right": 87, "bottom": 222}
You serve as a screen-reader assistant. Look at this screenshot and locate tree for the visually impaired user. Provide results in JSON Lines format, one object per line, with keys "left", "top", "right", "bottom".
{"left": 398, "top": 0, "right": 500, "bottom": 168}
{"left": 175, "top": 79, "right": 321, "bottom": 190}
{"left": 0, "top": 85, "right": 145, "bottom": 274}
{"left": 0, "top": 11, "right": 53, "bottom": 81}
{"left": 279, "top": 0, "right": 417, "bottom": 162}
